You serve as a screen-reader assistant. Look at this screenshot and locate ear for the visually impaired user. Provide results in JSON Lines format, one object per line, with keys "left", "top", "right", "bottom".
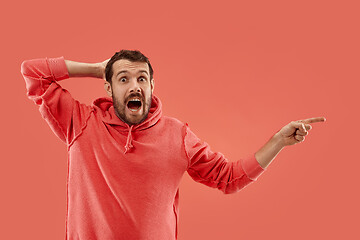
{"left": 104, "top": 81, "right": 112, "bottom": 97}
{"left": 150, "top": 78, "right": 155, "bottom": 94}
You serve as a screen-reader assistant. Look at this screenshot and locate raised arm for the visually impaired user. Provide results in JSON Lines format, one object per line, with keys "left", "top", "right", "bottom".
{"left": 21, "top": 56, "right": 108, "bottom": 146}
{"left": 64, "top": 59, "right": 108, "bottom": 79}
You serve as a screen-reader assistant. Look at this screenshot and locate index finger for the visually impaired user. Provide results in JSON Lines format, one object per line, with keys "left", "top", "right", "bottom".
{"left": 300, "top": 117, "right": 326, "bottom": 124}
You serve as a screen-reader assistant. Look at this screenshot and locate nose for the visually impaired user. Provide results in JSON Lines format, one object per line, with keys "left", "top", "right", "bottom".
{"left": 129, "top": 79, "right": 141, "bottom": 93}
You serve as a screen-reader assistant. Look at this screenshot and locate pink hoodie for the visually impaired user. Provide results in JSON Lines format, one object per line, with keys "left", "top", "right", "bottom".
{"left": 21, "top": 56, "right": 266, "bottom": 240}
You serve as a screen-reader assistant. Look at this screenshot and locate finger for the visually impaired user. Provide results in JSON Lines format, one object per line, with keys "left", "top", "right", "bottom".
{"left": 305, "top": 124, "right": 312, "bottom": 131}
{"left": 295, "top": 135, "right": 305, "bottom": 142}
{"left": 299, "top": 117, "right": 326, "bottom": 124}
{"left": 292, "top": 121, "right": 306, "bottom": 133}
{"left": 296, "top": 129, "right": 308, "bottom": 136}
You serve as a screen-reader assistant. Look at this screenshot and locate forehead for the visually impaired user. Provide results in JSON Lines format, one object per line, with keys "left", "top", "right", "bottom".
{"left": 112, "top": 59, "right": 149, "bottom": 75}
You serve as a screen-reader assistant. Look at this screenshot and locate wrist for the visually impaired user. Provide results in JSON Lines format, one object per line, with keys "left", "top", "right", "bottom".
{"left": 273, "top": 132, "right": 286, "bottom": 149}
{"left": 93, "top": 63, "right": 104, "bottom": 79}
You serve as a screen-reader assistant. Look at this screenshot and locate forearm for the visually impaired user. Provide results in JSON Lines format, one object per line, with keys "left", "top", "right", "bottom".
{"left": 64, "top": 60, "right": 103, "bottom": 78}
{"left": 255, "top": 132, "right": 285, "bottom": 169}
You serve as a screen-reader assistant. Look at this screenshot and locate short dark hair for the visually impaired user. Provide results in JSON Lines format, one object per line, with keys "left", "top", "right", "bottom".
{"left": 105, "top": 49, "right": 154, "bottom": 84}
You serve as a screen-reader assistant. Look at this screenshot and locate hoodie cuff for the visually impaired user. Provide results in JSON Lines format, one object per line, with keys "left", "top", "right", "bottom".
{"left": 241, "top": 153, "right": 266, "bottom": 181}
{"left": 46, "top": 56, "right": 69, "bottom": 81}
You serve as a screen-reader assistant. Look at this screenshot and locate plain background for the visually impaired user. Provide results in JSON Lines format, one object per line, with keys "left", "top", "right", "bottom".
{"left": 1, "top": 0, "right": 359, "bottom": 239}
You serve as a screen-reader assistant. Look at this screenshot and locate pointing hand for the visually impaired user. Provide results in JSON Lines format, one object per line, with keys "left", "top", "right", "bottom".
{"left": 278, "top": 117, "right": 326, "bottom": 146}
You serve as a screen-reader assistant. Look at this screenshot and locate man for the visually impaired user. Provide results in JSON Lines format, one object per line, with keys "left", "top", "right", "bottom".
{"left": 21, "top": 50, "right": 325, "bottom": 240}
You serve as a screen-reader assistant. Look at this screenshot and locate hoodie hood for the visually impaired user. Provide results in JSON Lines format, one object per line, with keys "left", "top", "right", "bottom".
{"left": 92, "top": 94, "right": 163, "bottom": 154}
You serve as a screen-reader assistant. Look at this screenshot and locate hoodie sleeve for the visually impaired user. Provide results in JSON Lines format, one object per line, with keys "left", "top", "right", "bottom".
{"left": 184, "top": 123, "right": 266, "bottom": 194}
{"left": 21, "top": 56, "right": 92, "bottom": 146}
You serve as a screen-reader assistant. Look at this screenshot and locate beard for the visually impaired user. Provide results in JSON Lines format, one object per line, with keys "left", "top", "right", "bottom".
{"left": 112, "top": 91, "right": 152, "bottom": 126}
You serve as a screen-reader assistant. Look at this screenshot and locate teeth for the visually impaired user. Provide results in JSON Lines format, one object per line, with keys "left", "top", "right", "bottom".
{"left": 129, "top": 98, "right": 141, "bottom": 102}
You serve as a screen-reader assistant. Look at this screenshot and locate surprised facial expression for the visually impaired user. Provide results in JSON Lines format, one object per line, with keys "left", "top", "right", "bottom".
{"left": 104, "top": 59, "right": 154, "bottom": 126}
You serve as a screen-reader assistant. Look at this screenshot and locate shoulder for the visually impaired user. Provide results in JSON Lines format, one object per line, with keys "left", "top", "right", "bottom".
{"left": 161, "top": 115, "right": 187, "bottom": 127}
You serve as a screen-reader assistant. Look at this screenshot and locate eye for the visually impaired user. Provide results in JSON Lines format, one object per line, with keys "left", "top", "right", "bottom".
{"left": 120, "top": 77, "right": 126, "bottom": 82}
{"left": 139, "top": 77, "right": 146, "bottom": 82}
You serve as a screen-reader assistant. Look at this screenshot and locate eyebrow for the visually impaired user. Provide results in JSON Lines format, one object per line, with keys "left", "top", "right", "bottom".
{"left": 116, "top": 70, "right": 149, "bottom": 77}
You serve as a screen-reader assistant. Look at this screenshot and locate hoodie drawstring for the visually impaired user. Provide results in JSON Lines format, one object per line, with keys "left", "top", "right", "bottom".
{"left": 124, "top": 125, "right": 134, "bottom": 154}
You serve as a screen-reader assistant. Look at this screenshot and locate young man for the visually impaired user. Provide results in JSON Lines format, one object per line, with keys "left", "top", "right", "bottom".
{"left": 21, "top": 49, "right": 325, "bottom": 240}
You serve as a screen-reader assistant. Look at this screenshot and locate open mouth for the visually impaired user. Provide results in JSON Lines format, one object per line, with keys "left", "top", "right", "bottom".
{"left": 127, "top": 98, "right": 142, "bottom": 112}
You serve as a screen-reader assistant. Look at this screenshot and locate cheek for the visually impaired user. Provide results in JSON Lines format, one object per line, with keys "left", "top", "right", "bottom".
{"left": 112, "top": 89, "right": 125, "bottom": 99}
{"left": 146, "top": 90, "right": 152, "bottom": 101}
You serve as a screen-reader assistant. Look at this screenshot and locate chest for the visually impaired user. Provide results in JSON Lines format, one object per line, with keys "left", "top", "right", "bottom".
{"left": 73, "top": 118, "right": 189, "bottom": 184}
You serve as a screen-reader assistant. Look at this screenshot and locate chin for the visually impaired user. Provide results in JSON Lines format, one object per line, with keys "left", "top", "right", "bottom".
{"left": 130, "top": 116, "right": 146, "bottom": 125}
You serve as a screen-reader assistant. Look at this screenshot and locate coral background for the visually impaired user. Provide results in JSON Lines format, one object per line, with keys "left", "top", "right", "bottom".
{"left": 1, "top": 0, "right": 359, "bottom": 239}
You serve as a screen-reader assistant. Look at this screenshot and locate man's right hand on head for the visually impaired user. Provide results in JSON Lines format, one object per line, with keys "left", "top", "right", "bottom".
{"left": 100, "top": 58, "right": 110, "bottom": 80}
